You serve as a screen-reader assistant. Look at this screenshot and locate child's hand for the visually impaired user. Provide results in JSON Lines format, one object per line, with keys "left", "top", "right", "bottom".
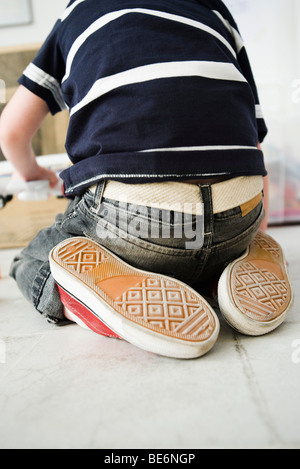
{"left": 26, "top": 164, "right": 59, "bottom": 189}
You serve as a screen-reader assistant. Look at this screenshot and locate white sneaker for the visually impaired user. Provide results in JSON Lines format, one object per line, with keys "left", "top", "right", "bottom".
{"left": 50, "top": 237, "right": 220, "bottom": 359}
{"left": 218, "top": 231, "right": 293, "bottom": 336}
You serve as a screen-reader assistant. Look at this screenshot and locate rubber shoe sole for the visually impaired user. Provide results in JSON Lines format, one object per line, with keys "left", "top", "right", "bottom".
{"left": 49, "top": 237, "right": 220, "bottom": 359}
{"left": 218, "top": 230, "right": 293, "bottom": 336}
{"left": 57, "top": 285, "right": 121, "bottom": 338}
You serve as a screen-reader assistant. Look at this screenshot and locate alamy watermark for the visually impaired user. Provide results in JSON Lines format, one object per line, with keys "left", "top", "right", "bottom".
{"left": 0, "top": 339, "right": 6, "bottom": 364}
{"left": 0, "top": 79, "right": 6, "bottom": 104}
{"left": 291, "top": 79, "right": 300, "bottom": 104}
{"left": 95, "top": 200, "right": 205, "bottom": 250}
{"left": 291, "top": 339, "right": 300, "bottom": 365}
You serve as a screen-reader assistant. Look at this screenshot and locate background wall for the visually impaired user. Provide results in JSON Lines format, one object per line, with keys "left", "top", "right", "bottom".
{"left": 0, "top": 0, "right": 69, "bottom": 47}
{"left": 223, "top": 0, "right": 300, "bottom": 223}
{"left": 0, "top": 0, "right": 70, "bottom": 162}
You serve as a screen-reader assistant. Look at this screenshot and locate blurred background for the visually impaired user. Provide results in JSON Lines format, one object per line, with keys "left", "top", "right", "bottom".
{"left": 1, "top": 0, "right": 300, "bottom": 225}
{"left": 223, "top": 0, "right": 300, "bottom": 225}
{"left": 0, "top": 0, "right": 69, "bottom": 162}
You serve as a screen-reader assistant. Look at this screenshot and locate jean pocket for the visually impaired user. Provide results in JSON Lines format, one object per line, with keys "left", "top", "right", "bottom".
{"left": 94, "top": 200, "right": 205, "bottom": 250}
{"left": 213, "top": 200, "right": 264, "bottom": 245}
{"left": 87, "top": 217, "right": 202, "bottom": 284}
{"left": 93, "top": 215, "right": 202, "bottom": 254}
{"left": 60, "top": 196, "right": 88, "bottom": 234}
{"left": 214, "top": 205, "right": 241, "bottom": 220}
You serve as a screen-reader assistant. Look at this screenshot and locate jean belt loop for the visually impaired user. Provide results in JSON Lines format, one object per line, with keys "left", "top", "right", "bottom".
{"left": 91, "top": 180, "right": 107, "bottom": 214}
{"left": 198, "top": 184, "right": 214, "bottom": 249}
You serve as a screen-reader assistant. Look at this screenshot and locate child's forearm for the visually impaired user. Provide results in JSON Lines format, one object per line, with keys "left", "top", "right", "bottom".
{"left": 0, "top": 86, "right": 47, "bottom": 177}
{"left": 0, "top": 85, "right": 58, "bottom": 186}
{"left": 0, "top": 134, "right": 40, "bottom": 180}
{"left": 0, "top": 134, "right": 59, "bottom": 187}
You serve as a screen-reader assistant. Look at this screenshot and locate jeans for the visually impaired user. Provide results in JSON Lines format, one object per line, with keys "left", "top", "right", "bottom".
{"left": 10, "top": 181, "right": 265, "bottom": 324}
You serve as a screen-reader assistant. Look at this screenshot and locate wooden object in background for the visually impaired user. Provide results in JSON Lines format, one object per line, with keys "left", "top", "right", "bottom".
{"left": 0, "top": 44, "right": 69, "bottom": 248}
{"left": 0, "top": 196, "right": 68, "bottom": 249}
{"left": 0, "top": 43, "right": 69, "bottom": 162}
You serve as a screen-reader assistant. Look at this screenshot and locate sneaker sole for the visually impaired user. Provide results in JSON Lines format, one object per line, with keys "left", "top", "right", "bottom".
{"left": 58, "top": 285, "right": 121, "bottom": 338}
{"left": 218, "top": 231, "right": 294, "bottom": 336}
{"left": 49, "top": 237, "right": 220, "bottom": 359}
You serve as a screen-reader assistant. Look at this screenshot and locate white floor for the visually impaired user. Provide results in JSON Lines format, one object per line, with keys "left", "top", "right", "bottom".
{"left": 0, "top": 226, "right": 299, "bottom": 450}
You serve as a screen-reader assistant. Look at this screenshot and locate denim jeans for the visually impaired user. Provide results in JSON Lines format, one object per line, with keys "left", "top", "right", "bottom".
{"left": 10, "top": 181, "right": 265, "bottom": 324}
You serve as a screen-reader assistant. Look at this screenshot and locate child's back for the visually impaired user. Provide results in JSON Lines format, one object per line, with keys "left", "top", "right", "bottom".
{"left": 19, "top": 0, "right": 267, "bottom": 196}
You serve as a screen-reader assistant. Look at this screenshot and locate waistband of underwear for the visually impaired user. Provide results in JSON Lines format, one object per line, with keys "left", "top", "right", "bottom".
{"left": 89, "top": 176, "right": 264, "bottom": 216}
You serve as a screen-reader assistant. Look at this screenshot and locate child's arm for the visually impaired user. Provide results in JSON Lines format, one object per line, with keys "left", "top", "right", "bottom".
{"left": 260, "top": 174, "right": 269, "bottom": 232}
{"left": 0, "top": 85, "right": 58, "bottom": 188}
{"left": 257, "top": 142, "right": 269, "bottom": 231}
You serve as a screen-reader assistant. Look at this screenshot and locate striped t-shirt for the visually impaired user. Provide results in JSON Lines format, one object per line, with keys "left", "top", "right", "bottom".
{"left": 19, "top": 0, "right": 268, "bottom": 197}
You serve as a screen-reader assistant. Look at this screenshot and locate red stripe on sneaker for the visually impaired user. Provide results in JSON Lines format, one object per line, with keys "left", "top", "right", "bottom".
{"left": 58, "top": 286, "right": 120, "bottom": 338}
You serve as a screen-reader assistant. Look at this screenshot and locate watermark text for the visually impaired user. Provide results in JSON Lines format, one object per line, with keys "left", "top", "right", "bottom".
{"left": 291, "top": 79, "right": 300, "bottom": 104}
{"left": 0, "top": 79, "right": 6, "bottom": 104}
{"left": 95, "top": 200, "right": 204, "bottom": 250}
{"left": 0, "top": 339, "right": 6, "bottom": 364}
{"left": 291, "top": 339, "right": 300, "bottom": 364}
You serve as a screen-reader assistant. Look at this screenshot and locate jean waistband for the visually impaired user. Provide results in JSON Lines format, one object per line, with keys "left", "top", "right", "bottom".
{"left": 89, "top": 176, "right": 264, "bottom": 215}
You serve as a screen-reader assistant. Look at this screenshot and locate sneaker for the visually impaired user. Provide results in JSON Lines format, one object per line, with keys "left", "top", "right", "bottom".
{"left": 58, "top": 285, "right": 120, "bottom": 338}
{"left": 217, "top": 230, "right": 293, "bottom": 336}
{"left": 49, "top": 237, "right": 220, "bottom": 359}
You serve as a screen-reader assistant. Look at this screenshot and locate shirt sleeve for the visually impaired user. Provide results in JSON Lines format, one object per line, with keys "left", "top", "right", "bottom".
{"left": 236, "top": 46, "right": 268, "bottom": 143}
{"left": 18, "top": 20, "right": 67, "bottom": 115}
{"left": 210, "top": 0, "right": 268, "bottom": 143}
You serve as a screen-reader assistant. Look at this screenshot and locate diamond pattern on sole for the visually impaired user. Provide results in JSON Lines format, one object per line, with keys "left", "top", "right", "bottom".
{"left": 231, "top": 261, "right": 289, "bottom": 321}
{"left": 252, "top": 231, "right": 281, "bottom": 258}
{"left": 230, "top": 232, "right": 292, "bottom": 323}
{"left": 52, "top": 238, "right": 217, "bottom": 343}
{"left": 115, "top": 277, "right": 215, "bottom": 340}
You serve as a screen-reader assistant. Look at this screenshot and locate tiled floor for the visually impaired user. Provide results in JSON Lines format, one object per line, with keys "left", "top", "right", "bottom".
{"left": 0, "top": 226, "right": 299, "bottom": 449}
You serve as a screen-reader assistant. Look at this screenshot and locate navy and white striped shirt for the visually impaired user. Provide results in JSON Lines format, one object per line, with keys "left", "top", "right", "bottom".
{"left": 19, "top": 0, "right": 268, "bottom": 196}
